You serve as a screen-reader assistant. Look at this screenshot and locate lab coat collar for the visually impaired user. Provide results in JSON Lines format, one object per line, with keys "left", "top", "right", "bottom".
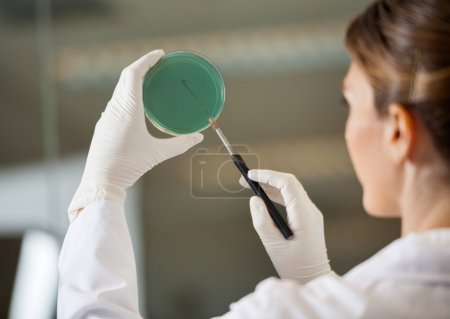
{"left": 407, "top": 227, "right": 450, "bottom": 246}
{"left": 344, "top": 228, "right": 450, "bottom": 286}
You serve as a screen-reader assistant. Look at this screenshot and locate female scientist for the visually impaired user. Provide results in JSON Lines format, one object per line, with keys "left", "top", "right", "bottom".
{"left": 58, "top": 0, "right": 450, "bottom": 317}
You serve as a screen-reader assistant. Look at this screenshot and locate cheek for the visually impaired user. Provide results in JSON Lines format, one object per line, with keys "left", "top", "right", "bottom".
{"left": 345, "top": 114, "right": 372, "bottom": 176}
{"left": 345, "top": 114, "right": 375, "bottom": 196}
{"left": 345, "top": 114, "right": 396, "bottom": 216}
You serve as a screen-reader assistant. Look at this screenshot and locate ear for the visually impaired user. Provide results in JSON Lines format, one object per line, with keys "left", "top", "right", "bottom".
{"left": 384, "top": 103, "right": 416, "bottom": 163}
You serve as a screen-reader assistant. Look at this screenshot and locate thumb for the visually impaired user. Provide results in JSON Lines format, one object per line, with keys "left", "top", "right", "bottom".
{"left": 250, "top": 196, "right": 283, "bottom": 242}
{"left": 239, "top": 175, "right": 251, "bottom": 189}
{"left": 160, "top": 133, "right": 204, "bottom": 158}
{"left": 128, "top": 49, "right": 165, "bottom": 78}
{"left": 248, "top": 169, "right": 299, "bottom": 207}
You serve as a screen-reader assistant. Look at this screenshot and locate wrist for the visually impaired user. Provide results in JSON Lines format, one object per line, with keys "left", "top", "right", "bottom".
{"left": 68, "top": 182, "right": 126, "bottom": 222}
{"left": 277, "top": 261, "right": 331, "bottom": 285}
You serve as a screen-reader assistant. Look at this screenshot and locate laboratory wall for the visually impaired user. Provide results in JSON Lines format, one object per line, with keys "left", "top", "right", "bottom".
{"left": 0, "top": 1, "right": 400, "bottom": 318}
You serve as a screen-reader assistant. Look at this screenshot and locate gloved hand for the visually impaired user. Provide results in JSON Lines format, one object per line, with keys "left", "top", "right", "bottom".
{"left": 68, "top": 49, "right": 203, "bottom": 221}
{"left": 240, "top": 169, "right": 331, "bottom": 284}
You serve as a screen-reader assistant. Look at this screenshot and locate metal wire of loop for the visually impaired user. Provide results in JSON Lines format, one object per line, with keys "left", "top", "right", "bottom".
{"left": 408, "top": 49, "right": 422, "bottom": 104}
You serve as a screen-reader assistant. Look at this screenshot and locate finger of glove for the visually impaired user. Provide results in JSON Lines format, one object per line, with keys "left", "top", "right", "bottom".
{"left": 248, "top": 169, "right": 301, "bottom": 206}
{"left": 239, "top": 176, "right": 285, "bottom": 205}
{"left": 153, "top": 133, "right": 204, "bottom": 159}
{"left": 239, "top": 175, "right": 249, "bottom": 188}
{"left": 250, "top": 196, "right": 284, "bottom": 242}
{"left": 107, "top": 50, "right": 166, "bottom": 131}
{"left": 248, "top": 169, "right": 312, "bottom": 230}
{"left": 128, "top": 49, "right": 165, "bottom": 78}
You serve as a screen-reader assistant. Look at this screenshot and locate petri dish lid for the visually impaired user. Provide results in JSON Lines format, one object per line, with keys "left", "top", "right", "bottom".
{"left": 142, "top": 51, "right": 225, "bottom": 135}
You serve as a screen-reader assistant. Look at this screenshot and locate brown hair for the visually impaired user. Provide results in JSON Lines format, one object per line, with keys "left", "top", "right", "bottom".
{"left": 345, "top": 0, "right": 450, "bottom": 164}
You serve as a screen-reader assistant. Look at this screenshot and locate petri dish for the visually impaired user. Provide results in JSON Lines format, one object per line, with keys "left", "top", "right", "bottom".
{"left": 142, "top": 51, "right": 225, "bottom": 135}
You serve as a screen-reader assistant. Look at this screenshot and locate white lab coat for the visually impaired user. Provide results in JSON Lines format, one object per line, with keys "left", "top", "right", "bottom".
{"left": 58, "top": 200, "right": 450, "bottom": 318}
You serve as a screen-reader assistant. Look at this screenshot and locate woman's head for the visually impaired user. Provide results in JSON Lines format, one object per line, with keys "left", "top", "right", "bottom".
{"left": 342, "top": 0, "right": 450, "bottom": 217}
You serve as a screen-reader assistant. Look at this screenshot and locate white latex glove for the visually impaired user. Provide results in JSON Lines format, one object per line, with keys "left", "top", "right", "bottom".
{"left": 240, "top": 169, "right": 331, "bottom": 284}
{"left": 68, "top": 49, "right": 203, "bottom": 221}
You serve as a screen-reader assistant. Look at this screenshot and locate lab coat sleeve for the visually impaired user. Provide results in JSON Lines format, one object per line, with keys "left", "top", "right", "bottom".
{"left": 213, "top": 275, "right": 368, "bottom": 319}
{"left": 58, "top": 200, "right": 142, "bottom": 319}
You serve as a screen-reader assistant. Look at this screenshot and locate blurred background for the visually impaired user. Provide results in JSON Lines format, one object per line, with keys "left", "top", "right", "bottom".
{"left": 0, "top": 0, "right": 401, "bottom": 318}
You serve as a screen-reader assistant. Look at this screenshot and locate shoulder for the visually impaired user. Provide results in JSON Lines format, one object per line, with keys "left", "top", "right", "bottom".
{"left": 220, "top": 274, "right": 369, "bottom": 319}
{"left": 344, "top": 228, "right": 450, "bottom": 286}
{"left": 340, "top": 229, "right": 450, "bottom": 318}
{"left": 218, "top": 230, "right": 450, "bottom": 319}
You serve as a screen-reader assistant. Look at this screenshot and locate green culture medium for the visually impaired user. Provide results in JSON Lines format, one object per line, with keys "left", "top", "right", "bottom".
{"left": 142, "top": 51, "right": 225, "bottom": 135}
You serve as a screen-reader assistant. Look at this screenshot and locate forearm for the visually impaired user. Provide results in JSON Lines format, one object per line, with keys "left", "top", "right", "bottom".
{"left": 58, "top": 200, "right": 142, "bottom": 319}
{"left": 57, "top": 49, "right": 203, "bottom": 319}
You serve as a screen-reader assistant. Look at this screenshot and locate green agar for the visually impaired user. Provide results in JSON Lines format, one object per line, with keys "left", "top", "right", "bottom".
{"left": 142, "top": 51, "right": 225, "bottom": 135}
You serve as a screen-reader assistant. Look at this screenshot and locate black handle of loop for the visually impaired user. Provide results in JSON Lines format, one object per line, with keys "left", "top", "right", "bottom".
{"left": 231, "top": 154, "right": 294, "bottom": 240}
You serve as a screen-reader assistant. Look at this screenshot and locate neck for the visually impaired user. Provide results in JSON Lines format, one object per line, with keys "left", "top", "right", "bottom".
{"left": 400, "top": 164, "right": 450, "bottom": 236}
